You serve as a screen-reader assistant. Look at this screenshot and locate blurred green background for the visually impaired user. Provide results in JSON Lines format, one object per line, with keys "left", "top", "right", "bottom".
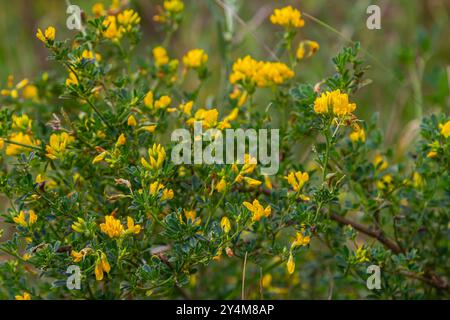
{"left": 0, "top": 0, "right": 449, "bottom": 150}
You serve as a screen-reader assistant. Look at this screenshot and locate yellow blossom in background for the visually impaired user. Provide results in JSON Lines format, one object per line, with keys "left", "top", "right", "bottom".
{"left": 103, "top": 15, "right": 122, "bottom": 40}
{"left": 179, "top": 101, "right": 193, "bottom": 115}
{"left": 36, "top": 174, "right": 57, "bottom": 189}
{"left": 292, "top": 232, "right": 311, "bottom": 248}
{"left": 92, "top": 151, "right": 107, "bottom": 164}
{"left": 164, "top": 0, "right": 184, "bottom": 13}
{"left": 270, "top": 6, "right": 305, "bottom": 28}
{"left": 141, "top": 125, "right": 157, "bottom": 133}
{"left": 355, "top": 246, "right": 370, "bottom": 263}
{"left": 92, "top": 3, "right": 106, "bottom": 16}
{"left": 71, "top": 250, "right": 84, "bottom": 263}
{"left": 243, "top": 177, "right": 262, "bottom": 188}
{"left": 0, "top": 138, "right": 4, "bottom": 150}
{"left": 15, "top": 292, "right": 31, "bottom": 300}
{"left": 162, "top": 188, "right": 174, "bottom": 201}
{"left": 286, "top": 253, "right": 295, "bottom": 274}
{"left": 141, "top": 143, "right": 166, "bottom": 170}
{"left": 264, "top": 175, "right": 273, "bottom": 190}
{"left": 376, "top": 174, "right": 394, "bottom": 191}
{"left": 221, "top": 216, "right": 231, "bottom": 233}
{"left": 285, "top": 171, "right": 309, "bottom": 192}
{"left": 6, "top": 132, "right": 41, "bottom": 156}
{"left": 100, "top": 215, "right": 124, "bottom": 238}
{"left": 313, "top": 90, "right": 356, "bottom": 116}
{"left": 153, "top": 46, "right": 170, "bottom": 67}
{"left": 439, "top": 120, "right": 450, "bottom": 138}
{"left": 349, "top": 124, "right": 366, "bottom": 142}
{"left": 427, "top": 150, "right": 437, "bottom": 158}
{"left": 155, "top": 95, "right": 171, "bottom": 109}
{"left": 13, "top": 210, "right": 37, "bottom": 228}
{"left": 117, "top": 9, "right": 141, "bottom": 30}
{"left": 373, "top": 154, "right": 388, "bottom": 171}
{"left": 95, "top": 252, "right": 111, "bottom": 281}
{"left": 144, "top": 90, "right": 154, "bottom": 108}
{"left": 412, "top": 172, "right": 424, "bottom": 188}
{"left": 45, "top": 132, "right": 74, "bottom": 160}
{"left": 22, "top": 85, "right": 38, "bottom": 100}
{"left": 186, "top": 108, "right": 219, "bottom": 129}
{"left": 243, "top": 199, "right": 271, "bottom": 222}
{"left": 72, "top": 217, "right": 86, "bottom": 233}
{"left": 184, "top": 209, "right": 201, "bottom": 225}
{"left": 183, "top": 49, "right": 208, "bottom": 69}
{"left": 81, "top": 50, "right": 101, "bottom": 62}
{"left": 36, "top": 26, "right": 55, "bottom": 43}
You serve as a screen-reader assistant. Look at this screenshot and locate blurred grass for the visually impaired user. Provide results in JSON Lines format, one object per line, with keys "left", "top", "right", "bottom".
{"left": 0, "top": 0, "right": 449, "bottom": 149}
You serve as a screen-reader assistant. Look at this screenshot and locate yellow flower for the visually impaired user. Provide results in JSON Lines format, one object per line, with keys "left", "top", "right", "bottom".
{"left": 126, "top": 216, "right": 141, "bottom": 235}
{"left": 355, "top": 245, "right": 370, "bottom": 263}
{"left": 103, "top": 15, "right": 122, "bottom": 40}
{"left": 153, "top": 46, "right": 170, "bottom": 67}
{"left": 71, "top": 250, "right": 84, "bottom": 263}
{"left": 179, "top": 101, "right": 193, "bottom": 115}
{"left": 427, "top": 150, "right": 437, "bottom": 158}
{"left": 292, "top": 232, "right": 311, "bottom": 248}
{"left": 143, "top": 90, "right": 154, "bottom": 108}
{"left": 141, "top": 143, "right": 166, "bottom": 170}
{"left": 286, "top": 253, "right": 295, "bottom": 274}
{"left": 296, "top": 40, "right": 319, "bottom": 60}
{"left": 117, "top": 9, "right": 141, "bottom": 28}
{"left": 155, "top": 95, "right": 171, "bottom": 109}
{"left": 313, "top": 90, "right": 356, "bottom": 116}
{"left": 92, "top": 3, "right": 106, "bottom": 16}
{"left": 36, "top": 26, "right": 56, "bottom": 43}
{"left": 373, "top": 154, "right": 388, "bottom": 171}
{"left": 141, "top": 125, "right": 157, "bottom": 133}
{"left": 100, "top": 215, "right": 124, "bottom": 238}
{"left": 13, "top": 210, "right": 37, "bottom": 228}
{"left": 161, "top": 188, "right": 174, "bottom": 201}
{"left": 439, "top": 120, "right": 450, "bottom": 138}
{"left": 221, "top": 216, "right": 231, "bottom": 233}
{"left": 0, "top": 138, "right": 3, "bottom": 150}
{"left": 45, "top": 132, "right": 74, "bottom": 160}
{"left": 22, "top": 85, "right": 38, "bottom": 100}
{"left": 116, "top": 133, "right": 126, "bottom": 146}
{"left": 36, "top": 174, "right": 57, "bottom": 189}
{"left": 243, "top": 199, "right": 271, "bottom": 222}
{"left": 72, "top": 217, "right": 86, "bottom": 233}
{"left": 15, "top": 292, "right": 31, "bottom": 300}
{"left": 216, "top": 178, "right": 227, "bottom": 193}
{"left": 412, "top": 172, "right": 424, "bottom": 188}
{"left": 230, "top": 56, "right": 294, "bottom": 88}
{"left": 5, "top": 132, "right": 41, "bottom": 156}
{"left": 95, "top": 252, "right": 111, "bottom": 281}
{"left": 164, "top": 0, "right": 184, "bottom": 13}
{"left": 81, "top": 50, "right": 101, "bottom": 62}
{"left": 349, "top": 124, "right": 366, "bottom": 142}
{"left": 92, "top": 151, "right": 107, "bottom": 164}
{"left": 184, "top": 209, "right": 201, "bottom": 225}
{"left": 183, "top": 49, "right": 208, "bottom": 69}
{"left": 12, "top": 114, "right": 32, "bottom": 131}
{"left": 376, "top": 174, "right": 394, "bottom": 191}
{"left": 270, "top": 6, "right": 305, "bottom": 28}
{"left": 187, "top": 108, "right": 219, "bottom": 129}
{"left": 127, "top": 115, "right": 137, "bottom": 126}
{"left": 149, "top": 181, "right": 174, "bottom": 201}
{"left": 243, "top": 177, "right": 262, "bottom": 188}
{"left": 65, "top": 72, "right": 78, "bottom": 86}
{"left": 285, "top": 171, "right": 309, "bottom": 192}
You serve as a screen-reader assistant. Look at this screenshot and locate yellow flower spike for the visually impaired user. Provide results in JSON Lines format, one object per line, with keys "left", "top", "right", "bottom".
{"left": 439, "top": 120, "right": 450, "bottom": 138}
{"left": 117, "top": 9, "right": 141, "bottom": 28}
{"left": 349, "top": 124, "right": 366, "bottom": 143}
{"left": 36, "top": 26, "right": 56, "bottom": 43}
{"left": 270, "top": 6, "right": 305, "bottom": 28}
{"left": 287, "top": 253, "right": 295, "bottom": 274}
{"left": 142, "top": 143, "right": 166, "bottom": 170}
{"left": 216, "top": 178, "right": 227, "bottom": 193}
{"left": 116, "top": 133, "right": 126, "bottom": 147}
{"left": 184, "top": 209, "right": 201, "bottom": 225}
{"left": 65, "top": 72, "right": 78, "bottom": 86}
{"left": 99, "top": 215, "right": 124, "bottom": 238}
{"left": 15, "top": 292, "right": 31, "bottom": 300}
{"left": 103, "top": 15, "right": 122, "bottom": 40}
{"left": 126, "top": 216, "right": 141, "bottom": 234}
{"left": 183, "top": 49, "right": 208, "bottom": 69}
{"left": 127, "top": 115, "right": 137, "bottom": 126}
{"left": 221, "top": 216, "right": 231, "bottom": 233}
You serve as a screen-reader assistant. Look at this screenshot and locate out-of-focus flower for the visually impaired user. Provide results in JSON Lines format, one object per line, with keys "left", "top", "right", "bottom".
{"left": 183, "top": 49, "right": 208, "bottom": 69}
{"left": 15, "top": 292, "right": 31, "bottom": 300}
{"left": 270, "top": 6, "right": 305, "bottom": 28}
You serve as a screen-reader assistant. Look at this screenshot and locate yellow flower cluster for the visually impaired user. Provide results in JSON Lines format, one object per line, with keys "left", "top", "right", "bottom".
{"left": 220, "top": 216, "right": 231, "bottom": 233}
{"left": 102, "top": 10, "right": 140, "bottom": 41}
{"left": 141, "top": 143, "right": 166, "bottom": 170}
{"left": 355, "top": 245, "right": 370, "bottom": 263}
{"left": 154, "top": 0, "right": 184, "bottom": 23}
{"left": 183, "top": 209, "right": 201, "bottom": 225}
{"left": 45, "top": 132, "right": 74, "bottom": 160}
{"left": 15, "top": 292, "right": 31, "bottom": 300}
{"left": 439, "top": 120, "right": 450, "bottom": 138}
{"left": 349, "top": 124, "right": 366, "bottom": 143}
{"left": 313, "top": 90, "right": 356, "bottom": 116}
{"left": 270, "top": 6, "right": 305, "bottom": 28}
{"left": 99, "top": 215, "right": 141, "bottom": 238}
{"left": 296, "top": 40, "right": 320, "bottom": 60}
{"left": 183, "top": 49, "right": 208, "bottom": 69}
{"left": 149, "top": 181, "right": 174, "bottom": 201}
{"left": 1, "top": 76, "right": 38, "bottom": 100}
{"left": 13, "top": 210, "right": 37, "bottom": 228}
{"left": 36, "top": 26, "right": 55, "bottom": 44}
{"left": 230, "top": 56, "right": 294, "bottom": 88}
{"left": 243, "top": 199, "right": 271, "bottom": 222}
{"left": 5, "top": 132, "right": 41, "bottom": 156}
{"left": 285, "top": 171, "right": 309, "bottom": 192}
